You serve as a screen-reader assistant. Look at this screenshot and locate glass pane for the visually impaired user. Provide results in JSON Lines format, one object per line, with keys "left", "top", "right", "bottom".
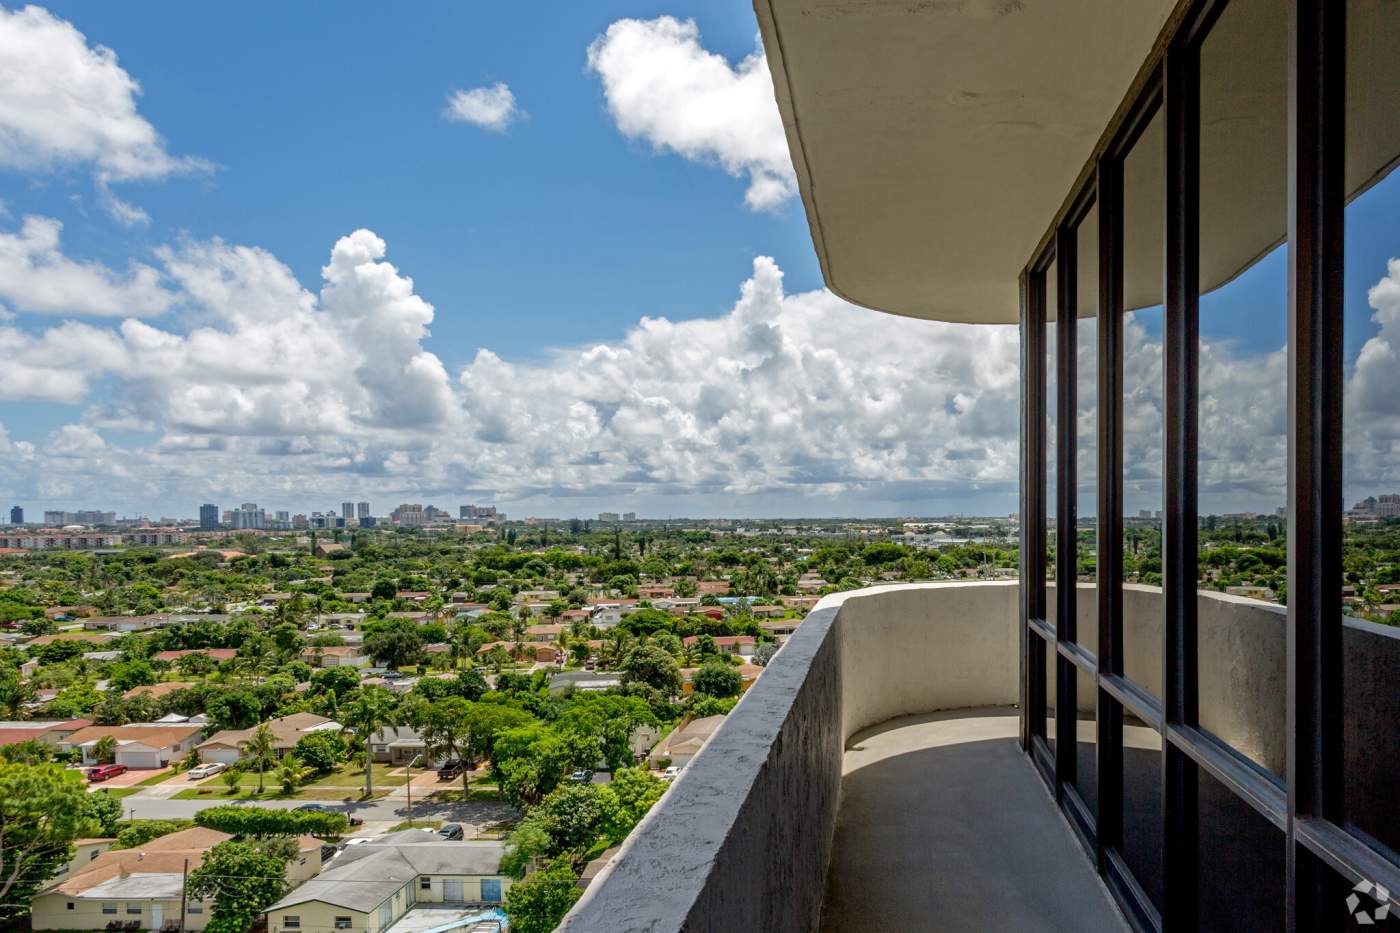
{"left": 1303, "top": 848, "right": 1400, "bottom": 930}
{"left": 1047, "top": 259, "right": 1058, "bottom": 633}
{"left": 1194, "top": 0, "right": 1289, "bottom": 779}
{"left": 1070, "top": 665, "right": 1097, "bottom": 822}
{"left": 1045, "top": 634, "right": 1057, "bottom": 749}
{"left": 1342, "top": 0, "right": 1400, "bottom": 858}
{"left": 1120, "top": 716, "right": 1163, "bottom": 913}
{"left": 1120, "top": 109, "right": 1164, "bottom": 694}
{"left": 1197, "top": 769, "right": 1285, "bottom": 932}
{"left": 1075, "top": 207, "right": 1099, "bottom": 657}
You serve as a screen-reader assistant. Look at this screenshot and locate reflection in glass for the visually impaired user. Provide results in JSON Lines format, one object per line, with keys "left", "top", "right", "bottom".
{"left": 1121, "top": 109, "right": 1164, "bottom": 695}
{"left": 1120, "top": 717, "right": 1163, "bottom": 913}
{"left": 1195, "top": 0, "right": 1288, "bottom": 779}
{"left": 1045, "top": 633, "right": 1056, "bottom": 750}
{"left": 1074, "top": 209, "right": 1099, "bottom": 657}
{"left": 1070, "top": 666, "right": 1097, "bottom": 822}
{"left": 1197, "top": 768, "right": 1285, "bottom": 931}
{"left": 1342, "top": 0, "right": 1400, "bottom": 858}
{"left": 1046, "top": 260, "right": 1058, "bottom": 633}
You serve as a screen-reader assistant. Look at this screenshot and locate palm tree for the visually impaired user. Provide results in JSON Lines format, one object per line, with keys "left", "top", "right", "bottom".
{"left": 342, "top": 686, "right": 396, "bottom": 799}
{"left": 92, "top": 735, "right": 118, "bottom": 765}
{"left": 277, "top": 754, "right": 310, "bottom": 794}
{"left": 240, "top": 722, "right": 277, "bottom": 795}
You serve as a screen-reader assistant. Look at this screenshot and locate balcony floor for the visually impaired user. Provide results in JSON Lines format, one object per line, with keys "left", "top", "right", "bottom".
{"left": 821, "top": 707, "right": 1127, "bottom": 933}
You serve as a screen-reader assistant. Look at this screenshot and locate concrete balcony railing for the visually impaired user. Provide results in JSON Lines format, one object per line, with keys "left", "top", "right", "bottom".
{"left": 555, "top": 581, "right": 1400, "bottom": 933}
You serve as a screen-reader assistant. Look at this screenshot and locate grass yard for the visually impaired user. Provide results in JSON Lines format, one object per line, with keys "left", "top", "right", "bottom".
{"left": 172, "top": 761, "right": 399, "bottom": 801}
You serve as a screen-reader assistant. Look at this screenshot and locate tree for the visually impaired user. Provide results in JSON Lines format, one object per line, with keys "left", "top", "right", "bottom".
{"left": 92, "top": 735, "right": 118, "bottom": 765}
{"left": 207, "top": 691, "right": 261, "bottom": 732}
{"left": 371, "top": 579, "right": 397, "bottom": 601}
{"left": 293, "top": 731, "right": 347, "bottom": 775}
{"left": 505, "top": 858, "right": 581, "bottom": 933}
{"left": 620, "top": 645, "right": 682, "bottom": 696}
{"left": 692, "top": 661, "right": 743, "bottom": 699}
{"left": 106, "top": 659, "right": 156, "bottom": 693}
{"left": 752, "top": 642, "right": 778, "bottom": 667}
{"left": 342, "top": 686, "right": 397, "bottom": 798}
{"left": 412, "top": 697, "right": 472, "bottom": 797}
{"left": 0, "top": 762, "right": 92, "bottom": 918}
{"left": 187, "top": 840, "right": 290, "bottom": 933}
{"left": 276, "top": 754, "right": 310, "bottom": 794}
{"left": 83, "top": 791, "right": 124, "bottom": 837}
{"left": 240, "top": 723, "right": 277, "bottom": 795}
{"left": 195, "top": 805, "right": 347, "bottom": 837}
{"left": 532, "top": 783, "right": 614, "bottom": 855}
{"left": 366, "top": 628, "right": 424, "bottom": 669}
{"left": 600, "top": 767, "right": 665, "bottom": 843}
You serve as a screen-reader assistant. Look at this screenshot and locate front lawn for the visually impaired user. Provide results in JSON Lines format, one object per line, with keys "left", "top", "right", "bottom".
{"left": 172, "top": 761, "right": 400, "bottom": 801}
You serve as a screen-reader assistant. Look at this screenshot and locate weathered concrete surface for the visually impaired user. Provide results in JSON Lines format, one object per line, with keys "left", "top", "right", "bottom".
{"left": 821, "top": 710, "right": 1128, "bottom": 933}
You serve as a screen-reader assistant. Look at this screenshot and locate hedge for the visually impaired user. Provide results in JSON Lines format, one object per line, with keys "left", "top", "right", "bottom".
{"left": 193, "top": 805, "right": 348, "bottom": 837}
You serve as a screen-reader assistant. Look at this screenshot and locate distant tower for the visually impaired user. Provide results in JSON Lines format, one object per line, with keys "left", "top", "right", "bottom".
{"left": 357, "top": 501, "right": 370, "bottom": 519}
{"left": 8, "top": 506, "right": 21, "bottom": 525}
{"left": 199, "top": 504, "right": 219, "bottom": 530}
{"left": 342, "top": 501, "right": 355, "bottom": 525}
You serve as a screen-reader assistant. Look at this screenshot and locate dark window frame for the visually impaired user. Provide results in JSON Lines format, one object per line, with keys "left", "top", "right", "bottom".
{"left": 1017, "top": 0, "right": 1400, "bottom": 928}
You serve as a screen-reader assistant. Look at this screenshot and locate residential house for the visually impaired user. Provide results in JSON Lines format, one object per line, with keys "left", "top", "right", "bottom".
{"left": 523, "top": 624, "right": 565, "bottom": 642}
{"left": 123, "top": 681, "right": 196, "bottom": 700}
{"left": 681, "top": 635, "right": 756, "bottom": 656}
{"left": 26, "top": 633, "right": 116, "bottom": 647}
{"left": 31, "top": 827, "right": 321, "bottom": 932}
{"left": 395, "top": 591, "right": 430, "bottom": 602}
{"left": 366, "top": 725, "right": 436, "bottom": 766}
{"left": 475, "top": 641, "right": 560, "bottom": 665}
{"left": 264, "top": 836, "right": 510, "bottom": 933}
{"left": 152, "top": 648, "right": 237, "bottom": 664}
{"left": 59, "top": 723, "right": 204, "bottom": 768}
{"left": 649, "top": 715, "right": 726, "bottom": 769}
{"left": 0, "top": 719, "right": 90, "bottom": 748}
{"left": 196, "top": 713, "right": 341, "bottom": 765}
{"left": 299, "top": 645, "right": 368, "bottom": 668}
{"left": 637, "top": 585, "right": 675, "bottom": 600}
{"left": 342, "top": 592, "right": 372, "bottom": 603}
{"left": 696, "top": 581, "right": 731, "bottom": 596}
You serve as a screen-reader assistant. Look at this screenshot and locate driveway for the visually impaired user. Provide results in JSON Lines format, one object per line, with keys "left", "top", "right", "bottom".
{"left": 86, "top": 766, "right": 170, "bottom": 789}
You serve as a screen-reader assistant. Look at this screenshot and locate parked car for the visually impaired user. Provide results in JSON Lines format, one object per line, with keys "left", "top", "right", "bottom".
{"left": 88, "top": 764, "right": 128, "bottom": 782}
{"left": 187, "top": 762, "right": 226, "bottom": 779}
{"left": 661, "top": 766, "right": 680, "bottom": 782}
{"left": 569, "top": 769, "right": 593, "bottom": 784}
{"left": 296, "top": 803, "right": 362, "bottom": 826}
{"left": 436, "top": 759, "right": 463, "bottom": 781}
{"left": 382, "top": 670, "right": 405, "bottom": 680}
{"left": 437, "top": 823, "right": 465, "bottom": 841}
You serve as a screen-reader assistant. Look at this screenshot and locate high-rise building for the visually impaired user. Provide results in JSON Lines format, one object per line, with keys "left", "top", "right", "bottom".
{"left": 598, "top": 512, "right": 620, "bottom": 522}
{"left": 342, "top": 502, "right": 355, "bottom": 526}
{"left": 8, "top": 507, "right": 21, "bottom": 525}
{"left": 199, "top": 504, "right": 219, "bottom": 530}
{"left": 232, "top": 503, "right": 266, "bottom": 530}
{"left": 357, "top": 501, "right": 370, "bottom": 519}
{"left": 623, "top": 512, "right": 637, "bottom": 521}
{"left": 391, "top": 504, "right": 426, "bottom": 526}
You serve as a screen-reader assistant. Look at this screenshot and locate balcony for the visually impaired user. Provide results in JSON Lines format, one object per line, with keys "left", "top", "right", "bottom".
{"left": 556, "top": 582, "right": 1400, "bottom": 932}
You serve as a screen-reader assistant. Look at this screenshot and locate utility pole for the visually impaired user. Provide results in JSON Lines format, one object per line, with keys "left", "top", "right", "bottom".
{"left": 179, "top": 857, "right": 189, "bottom": 931}
{"left": 405, "top": 754, "right": 421, "bottom": 827}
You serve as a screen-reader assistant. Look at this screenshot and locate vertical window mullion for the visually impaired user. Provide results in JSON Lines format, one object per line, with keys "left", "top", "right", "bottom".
{"left": 1021, "top": 266, "right": 1047, "bottom": 751}
{"left": 1162, "top": 36, "right": 1201, "bottom": 933}
{"left": 1286, "top": 0, "right": 1346, "bottom": 928}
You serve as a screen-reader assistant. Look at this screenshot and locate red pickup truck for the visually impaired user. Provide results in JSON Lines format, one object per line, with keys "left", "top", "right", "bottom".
{"left": 88, "top": 764, "right": 128, "bottom": 782}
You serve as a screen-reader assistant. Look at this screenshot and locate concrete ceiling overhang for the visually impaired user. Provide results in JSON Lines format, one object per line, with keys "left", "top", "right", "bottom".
{"left": 756, "top": 0, "right": 1400, "bottom": 325}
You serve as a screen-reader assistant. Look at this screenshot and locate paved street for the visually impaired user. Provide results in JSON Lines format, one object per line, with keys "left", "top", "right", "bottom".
{"left": 119, "top": 791, "right": 519, "bottom": 829}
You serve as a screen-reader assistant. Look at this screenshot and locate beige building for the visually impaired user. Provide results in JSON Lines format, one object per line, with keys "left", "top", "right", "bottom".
{"left": 197, "top": 712, "right": 341, "bottom": 765}
{"left": 31, "top": 827, "right": 321, "bottom": 931}
{"left": 59, "top": 723, "right": 204, "bottom": 768}
{"left": 265, "top": 832, "right": 510, "bottom": 933}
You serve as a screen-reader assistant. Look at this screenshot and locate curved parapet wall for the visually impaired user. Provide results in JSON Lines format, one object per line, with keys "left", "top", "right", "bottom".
{"left": 557, "top": 582, "right": 1020, "bottom": 933}
{"left": 556, "top": 581, "right": 1400, "bottom": 932}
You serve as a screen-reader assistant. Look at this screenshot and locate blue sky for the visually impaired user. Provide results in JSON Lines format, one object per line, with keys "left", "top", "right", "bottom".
{"left": 0, "top": 2, "right": 1396, "bottom": 521}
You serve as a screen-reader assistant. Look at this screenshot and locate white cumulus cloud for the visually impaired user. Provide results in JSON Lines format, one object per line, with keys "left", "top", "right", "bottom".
{"left": 0, "top": 5, "right": 208, "bottom": 222}
{"left": 587, "top": 16, "right": 796, "bottom": 211}
{"left": 444, "top": 82, "right": 520, "bottom": 132}
{"left": 0, "top": 216, "right": 176, "bottom": 316}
